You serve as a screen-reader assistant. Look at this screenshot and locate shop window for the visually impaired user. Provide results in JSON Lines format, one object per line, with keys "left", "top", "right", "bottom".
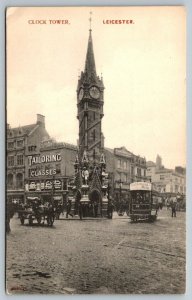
{"left": 17, "top": 154, "right": 24, "bottom": 165}
{"left": 8, "top": 156, "right": 14, "bottom": 166}
{"left": 16, "top": 173, "right": 23, "bottom": 188}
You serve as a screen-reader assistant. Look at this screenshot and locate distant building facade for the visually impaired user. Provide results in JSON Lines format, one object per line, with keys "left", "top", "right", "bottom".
{"left": 146, "top": 155, "right": 186, "bottom": 195}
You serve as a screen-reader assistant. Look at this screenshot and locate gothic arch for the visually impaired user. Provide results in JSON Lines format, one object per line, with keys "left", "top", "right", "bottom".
{"left": 89, "top": 189, "right": 102, "bottom": 203}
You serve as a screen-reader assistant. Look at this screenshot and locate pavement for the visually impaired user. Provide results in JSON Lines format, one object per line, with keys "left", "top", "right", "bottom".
{"left": 6, "top": 208, "right": 185, "bottom": 295}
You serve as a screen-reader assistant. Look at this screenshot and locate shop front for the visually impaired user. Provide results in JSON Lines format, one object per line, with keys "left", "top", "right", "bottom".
{"left": 25, "top": 177, "right": 68, "bottom": 205}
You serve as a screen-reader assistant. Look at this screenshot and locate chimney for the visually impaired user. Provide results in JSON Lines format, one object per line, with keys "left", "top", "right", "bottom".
{"left": 36, "top": 114, "right": 45, "bottom": 127}
{"left": 7, "top": 123, "right": 10, "bottom": 130}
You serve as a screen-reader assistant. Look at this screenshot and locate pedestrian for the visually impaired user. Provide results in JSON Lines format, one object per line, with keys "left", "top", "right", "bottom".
{"left": 171, "top": 198, "right": 177, "bottom": 217}
{"left": 66, "top": 198, "right": 73, "bottom": 218}
{"left": 107, "top": 196, "right": 114, "bottom": 219}
{"left": 6, "top": 201, "right": 15, "bottom": 233}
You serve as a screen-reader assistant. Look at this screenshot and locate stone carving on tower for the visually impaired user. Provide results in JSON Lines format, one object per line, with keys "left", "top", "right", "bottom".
{"left": 72, "top": 15, "right": 110, "bottom": 218}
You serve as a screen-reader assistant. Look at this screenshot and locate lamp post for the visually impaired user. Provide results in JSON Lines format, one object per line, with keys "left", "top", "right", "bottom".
{"left": 52, "top": 175, "right": 55, "bottom": 204}
{"left": 118, "top": 177, "right": 123, "bottom": 202}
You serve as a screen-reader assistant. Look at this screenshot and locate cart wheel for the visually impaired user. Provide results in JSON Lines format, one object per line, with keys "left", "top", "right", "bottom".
{"left": 37, "top": 215, "right": 42, "bottom": 225}
{"left": 20, "top": 217, "right": 25, "bottom": 225}
{"left": 29, "top": 216, "right": 33, "bottom": 225}
{"left": 148, "top": 215, "right": 156, "bottom": 222}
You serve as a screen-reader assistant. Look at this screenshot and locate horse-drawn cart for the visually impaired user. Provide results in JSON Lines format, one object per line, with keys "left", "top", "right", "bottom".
{"left": 19, "top": 197, "right": 55, "bottom": 226}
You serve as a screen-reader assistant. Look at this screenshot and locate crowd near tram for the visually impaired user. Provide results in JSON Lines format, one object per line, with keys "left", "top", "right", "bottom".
{"left": 6, "top": 181, "right": 185, "bottom": 232}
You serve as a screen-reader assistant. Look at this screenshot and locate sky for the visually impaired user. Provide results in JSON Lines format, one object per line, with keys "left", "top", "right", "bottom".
{"left": 6, "top": 6, "right": 186, "bottom": 169}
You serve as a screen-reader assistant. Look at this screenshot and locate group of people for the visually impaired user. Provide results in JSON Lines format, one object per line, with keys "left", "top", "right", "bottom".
{"left": 66, "top": 196, "right": 114, "bottom": 219}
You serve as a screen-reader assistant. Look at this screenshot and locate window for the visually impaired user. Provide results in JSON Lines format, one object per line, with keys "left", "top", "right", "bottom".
{"left": 8, "top": 141, "right": 14, "bottom": 149}
{"left": 28, "top": 145, "right": 37, "bottom": 152}
{"left": 63, "top": 179, "right": 68, "bottom": 190}
{"left": 117, "top": 159, "right": 121, "bottom": 168}
{"left": 125, "top": 174, "right": 128, "bottom": 183}
{"left": 137, "top": 168, "right": 141, "bottom": 177}
{"left": 16, "top": 173, "right": 23, "bottom": 188}
{"left": 7, "top": 173, "right": 13, "bottom": 188}
{"left": 93, "top": 130, "right": 95, "bottom": 141}
{"left": 17, "top": 154, "right": 23, "bottom": 165}
{"left": 144, "top": 170, "right": 146, "bottom": 177}
{"left": 8, "top": 156, "right": 14, "bottom": 166}
{"left": 56, "top": 164, "right": 61, "bottom": 174}
{"left": 160, "top": 175, "right": 164, "bottom": 180}
{"left": 17, "top": 140, "right": 24, "bottom": 148}
{"left": 123, "top": 161, "right": 127, "bottom": 170}
{"left": 131, "top": 166, "right": 134, "bottom": 175}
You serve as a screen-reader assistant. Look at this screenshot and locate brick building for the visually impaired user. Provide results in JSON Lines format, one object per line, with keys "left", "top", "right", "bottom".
{"left": 105, "top": 146, "right": 147, "bottom": 201}
{"left": 24, "top": 140, "right": 77, "bottom": 203}
{"left": 6, "top": 114, "right": 49, "bottom": 203}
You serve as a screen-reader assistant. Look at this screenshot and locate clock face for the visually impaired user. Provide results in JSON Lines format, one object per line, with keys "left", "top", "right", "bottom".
{"left": 78, "top": 88, "right": 84, "bottom": 101}
{"left": 89, "top": 86, "right": 100, "bottom": 99}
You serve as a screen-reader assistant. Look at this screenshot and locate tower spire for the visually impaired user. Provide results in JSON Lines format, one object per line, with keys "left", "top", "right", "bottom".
{"left": 84, "top": 12, "right": 97, "bottom": 79}
{"left": 89, "top": 11, "right": 92, "bottom": 31}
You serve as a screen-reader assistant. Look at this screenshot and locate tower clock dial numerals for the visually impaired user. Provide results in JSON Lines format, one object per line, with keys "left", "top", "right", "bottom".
{"left": 89, "top": 86, "right": 100, "bottom": 99}
{"left": 78, "top": 88, "right": 84, "bottom": 101}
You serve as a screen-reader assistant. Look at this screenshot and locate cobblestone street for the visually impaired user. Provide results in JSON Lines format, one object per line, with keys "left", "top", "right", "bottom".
{"left": 6, "top": 208, "right": 185, "bottom": 295}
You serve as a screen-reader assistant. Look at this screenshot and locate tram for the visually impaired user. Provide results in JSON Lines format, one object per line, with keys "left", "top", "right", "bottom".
{"left": 129, "top": 182, "right": 159, "bottom": 222}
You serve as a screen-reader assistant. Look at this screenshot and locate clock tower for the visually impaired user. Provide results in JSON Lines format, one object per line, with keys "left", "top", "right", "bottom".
{"left": 71, "top": 21, "right": 110, "bottom": 219}
{"left": 77, "top": 28, "right": 105, "bottom": 163}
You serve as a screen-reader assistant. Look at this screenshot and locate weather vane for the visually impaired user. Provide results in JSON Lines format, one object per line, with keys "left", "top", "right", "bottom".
{"left": 89, "top": 11, "right": 92, "bottom": 30}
